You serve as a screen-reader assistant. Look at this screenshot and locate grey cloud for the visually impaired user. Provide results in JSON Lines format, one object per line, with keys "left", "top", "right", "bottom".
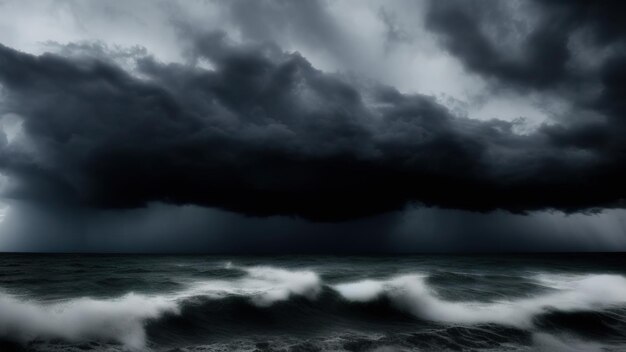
{"left": 0, "top": 29, "right": 624, "bottom": 222}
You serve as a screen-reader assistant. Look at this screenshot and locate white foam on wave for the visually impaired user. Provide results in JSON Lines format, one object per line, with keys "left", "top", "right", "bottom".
{"left": 0, "top": 292, "right": 178, "bottom": 350}
{"left": 0, "top": 264, "right": 322, "bottom": 349}
{"left": 334, "top": 273, "right": 626, "bottom": 328}
{"left": 2, "top": 265, "right": 625, "bottom": 350}
{"left": 182, "top": 265, "right": 322, "bottom": 307}
{"left": 334, "top": 280, "right": 387, "bottom": 302}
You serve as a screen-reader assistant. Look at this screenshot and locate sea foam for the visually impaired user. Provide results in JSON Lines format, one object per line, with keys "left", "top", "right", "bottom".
{"left": 181, "top": 265, "right": 322, "bottom": 306}
{"left": 335, "top": 273, "right": 626, "bottom": 328}
{"left": 1, "top": 266, "right": 625, "bottom": 350}
{"left": 0, "top": 265, "right": 322, "bottom": 349}
{"left": 0, "top": 292, "right": 178, "bottom": 349}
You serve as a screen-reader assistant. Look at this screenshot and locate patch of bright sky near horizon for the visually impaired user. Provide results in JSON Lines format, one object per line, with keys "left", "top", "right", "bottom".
{"left": 0, "top": 0, "right": 573, "bottom": 133}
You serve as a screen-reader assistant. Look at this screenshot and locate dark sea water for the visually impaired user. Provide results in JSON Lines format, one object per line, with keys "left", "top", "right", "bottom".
{"left": 0, "top": 254, "right": 625, "bottom": 352}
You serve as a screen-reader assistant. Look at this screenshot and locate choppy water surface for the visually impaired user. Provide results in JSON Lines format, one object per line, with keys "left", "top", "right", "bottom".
{"left": 0, "top": 254, "right": 625, "bottom": 351}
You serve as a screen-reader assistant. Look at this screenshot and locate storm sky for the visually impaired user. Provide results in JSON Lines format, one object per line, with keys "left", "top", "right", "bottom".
{"left": 0, "top": 0, "right": 625, "bottom": 252}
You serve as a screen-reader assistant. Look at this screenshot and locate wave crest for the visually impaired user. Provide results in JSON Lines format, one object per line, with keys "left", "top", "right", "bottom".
{"left": 335, "top": 274, "right": 626, "bottom": 328}
{"left": 0, "top": 265, "right": 322, "bottom": 349}
{"left": 1, "top": 265, "right": 626, "bottom": 350}
{"left": 181, "top": 265, "right": 322, "bottom": 307}
{"left": 0, "top": 292, "right": 178, "bottom": 349}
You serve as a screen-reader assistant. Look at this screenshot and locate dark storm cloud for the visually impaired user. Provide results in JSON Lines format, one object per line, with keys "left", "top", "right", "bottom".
{"left": 425, "top": 0, "right": 626, "bottom": 133}
{"left": 0, "top": 16, "right": 625, "bottom": 221}
{"left": 425, "top": 0, "right": 626, "bottom": 91}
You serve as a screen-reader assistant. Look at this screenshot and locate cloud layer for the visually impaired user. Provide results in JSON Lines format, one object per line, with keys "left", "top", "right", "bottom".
{"left": 0, "top": 0, "right": 625, "bottom": 223}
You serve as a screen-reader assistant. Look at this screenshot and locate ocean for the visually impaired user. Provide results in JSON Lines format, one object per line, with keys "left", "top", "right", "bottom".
{"left": 0, "top": 254, "right": 625, "bottom": 351}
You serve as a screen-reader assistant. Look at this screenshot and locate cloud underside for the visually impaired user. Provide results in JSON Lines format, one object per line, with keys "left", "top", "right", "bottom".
{"left": 0, "top": 0, "right": 625, "bottom": 221}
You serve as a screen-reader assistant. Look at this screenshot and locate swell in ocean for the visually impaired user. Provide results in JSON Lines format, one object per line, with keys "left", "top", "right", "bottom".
{"left": 1, "top": 263, "right": 626, "bottom": 351}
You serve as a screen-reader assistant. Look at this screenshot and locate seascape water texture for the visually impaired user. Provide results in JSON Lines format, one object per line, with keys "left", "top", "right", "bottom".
{"left": 1, "top": 254, "right": 625, "bottom": 351}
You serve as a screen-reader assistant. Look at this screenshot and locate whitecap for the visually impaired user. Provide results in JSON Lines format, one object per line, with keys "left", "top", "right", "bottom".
{"left": 334, "top": 273, "right": 626, "bottom": 328}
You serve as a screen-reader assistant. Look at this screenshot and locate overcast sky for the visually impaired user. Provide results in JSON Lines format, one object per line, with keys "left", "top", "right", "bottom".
{"left": 0, "top": 0, "right": 625, "bottom": 252}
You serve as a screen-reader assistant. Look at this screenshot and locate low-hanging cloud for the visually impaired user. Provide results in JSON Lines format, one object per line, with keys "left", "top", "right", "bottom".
{"left": 0, "top": 11, "right": 625, "bottom": 221}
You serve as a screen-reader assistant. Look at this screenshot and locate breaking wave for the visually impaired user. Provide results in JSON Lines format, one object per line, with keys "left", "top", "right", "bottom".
{"left": 334, "top": 274, "right": 626, "bottom": 327}
{"left": 1, "top": 265, "right": 626, "bottom": 350}
{"left": 0, "top": 265, "right": 322, "bottom": 349}
{"left": 0, "top": 292, "right": 178, "bottom": 350}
